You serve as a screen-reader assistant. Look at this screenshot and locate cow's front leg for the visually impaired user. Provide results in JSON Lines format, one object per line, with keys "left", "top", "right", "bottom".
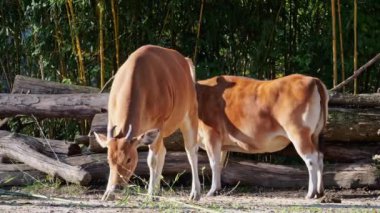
{"left": 147, "top": 138, "right": 166, "bottom": 199}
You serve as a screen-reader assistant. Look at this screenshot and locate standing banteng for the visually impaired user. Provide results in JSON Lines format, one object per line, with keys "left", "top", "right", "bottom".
{"left": 196, "top": 74, "right": 328, "bottom": 199}
{"left": 94, "top": 45, "right": 200, "bottom": 201}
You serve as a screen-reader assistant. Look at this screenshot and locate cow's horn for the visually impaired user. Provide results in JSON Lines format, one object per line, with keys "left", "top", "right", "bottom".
{"left": 125, "top": 124, "right": 132, "bottom": 141}
{"left": 107, "top": 125, "right": 116, "bottom": 139}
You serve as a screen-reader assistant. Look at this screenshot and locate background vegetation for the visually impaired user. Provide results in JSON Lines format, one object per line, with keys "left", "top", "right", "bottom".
{"left": 1, "top": 0, "right": 379, "bottom": 93}
{"left": 0, "top": 0, "right": 379, "bottom": 141}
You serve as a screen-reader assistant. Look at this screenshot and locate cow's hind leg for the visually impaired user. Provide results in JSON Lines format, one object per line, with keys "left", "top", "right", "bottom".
{"left": 203, "top": 130, "right": 223, "bottom": 196}
{"left": 287, "top": 128, "right": 319, "bottom": 199}
{"left": 312, "top": 134, "right": 324, "bottom": 197}
{"left": 147, "top": 137, "right": 166, "bottom": 199}
{"left": 180, "top": 113, "right": 201, "bottom": 201}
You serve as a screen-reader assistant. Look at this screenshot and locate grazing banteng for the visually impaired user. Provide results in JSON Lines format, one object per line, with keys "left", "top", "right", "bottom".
{"left": 196, "top": 74, "right": 328, "bottom": 199}
{"left": 94, "top": 45, "right": 200, "bottom": 201}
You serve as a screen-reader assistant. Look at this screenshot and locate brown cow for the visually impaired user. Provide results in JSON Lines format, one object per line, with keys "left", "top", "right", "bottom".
{"left": 196, "top": 74, "right": 328, "bottom": 199}
{"left": 94, "top": 45, "right": 200, "bottom": 201}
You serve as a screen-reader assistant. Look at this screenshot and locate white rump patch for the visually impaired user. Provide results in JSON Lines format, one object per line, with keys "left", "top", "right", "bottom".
{"left": 302, "top": 87, "right": 320, "bottom": 132}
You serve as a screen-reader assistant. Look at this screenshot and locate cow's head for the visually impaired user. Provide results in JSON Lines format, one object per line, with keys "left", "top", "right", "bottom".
{"left": 94, "top": 125, "right": 159, "bottom": 200}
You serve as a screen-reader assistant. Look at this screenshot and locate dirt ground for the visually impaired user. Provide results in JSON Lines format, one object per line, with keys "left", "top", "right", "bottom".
{"left": 0, "top": 185, "right": 379, "bottom": 212}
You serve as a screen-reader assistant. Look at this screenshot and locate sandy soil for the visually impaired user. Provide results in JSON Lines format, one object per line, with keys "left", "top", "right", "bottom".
{"left": 0, "top": 186, "right": 379, "bottom": 212}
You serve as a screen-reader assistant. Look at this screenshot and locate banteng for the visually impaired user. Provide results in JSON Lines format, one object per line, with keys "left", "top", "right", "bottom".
{"left": 94, "top": 45, "right": 200, "bottom": 201}
{"left": 196, "top": 74, "right": 328, "bottom": 199}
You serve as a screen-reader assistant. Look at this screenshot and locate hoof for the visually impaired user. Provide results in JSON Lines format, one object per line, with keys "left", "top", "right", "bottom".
{"left": 189, "top": 191, "right": 201, "bottom": 201}
{"left": 316, "top": 191, "right": 325, "bottom": 198}
{"left": 101, "top": 193, "right": 115, "bottom": 201}
{"left": 151, "top": 196, "right": 159, "bottom": 202}
{"left": 206, "top": 189, "right": 222, "bottom": 197}
{"left": 305, "top": 191, "right": 317, "bottom": 199}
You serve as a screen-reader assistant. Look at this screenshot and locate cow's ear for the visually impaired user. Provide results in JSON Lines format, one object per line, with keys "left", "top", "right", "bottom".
{"left": 94, "top": 132, "right": 108, "bottom": 148}
{"left": 133, "top": 129, "right": 160, "bottom": 146}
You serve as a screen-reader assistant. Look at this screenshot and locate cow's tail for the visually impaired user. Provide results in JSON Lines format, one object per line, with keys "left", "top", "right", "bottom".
{"left": 185, "top": 57, "right": 196, "bottom": 82}
{"left": 313, "top": 78, "right": 329, "bottom": 152}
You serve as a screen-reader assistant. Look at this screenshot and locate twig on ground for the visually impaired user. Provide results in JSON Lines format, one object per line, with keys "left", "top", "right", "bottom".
{"left": 224, "top": 181, "right": 240, "bottom": 196}
{"left": 137, "top": 192, "right": 219, "bottom": 213}
{"left": 0, "top": 189, "right": 74, "bottom": 203}
{"left": 31, "top": 115, "right": 60, "bottom": 162}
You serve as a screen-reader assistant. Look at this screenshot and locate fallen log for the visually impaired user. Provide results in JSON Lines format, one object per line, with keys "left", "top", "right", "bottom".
{"left": 276, "top": 142, "right": 380, "bottom": 163}
{"left": 74, "top": 135, "right": 90, "bottom": 146}
{"left": 0, "top": 163, "right": 46, "bottom": 187}
{"left": 63, "top": 152, "right": 211, "bottom": 184}
{"left": 1, "top": 151, "right": 378, "bottom": 190}
{"left": 324, "top": 107, "right": 380, "bottom": 142}
{"left": 329, "top": 93, "right": 380, "bottom": 108}
{"left": 12, "top": 75, "right": 100, "bottom": 94}
{"left": 0, "top": 74, "right": 100, "bottom": 131}
{"left": 0, "top": 130, "right": 81, "bottom": 159}
{"left": 89, "top": 107, "right": 380, "bottom": 154}
{"left": 222, "top": 160, "right": 380, "bottom": 189}
{"left": 0, "top": 133, "right": 90, "bottom": 185}
{"left": 0, "top": 93, "right": 108, "bottom": 119}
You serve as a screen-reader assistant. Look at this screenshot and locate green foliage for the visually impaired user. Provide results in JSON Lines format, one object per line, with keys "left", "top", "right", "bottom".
{"left": 1, "top": 0, "right": 380, "bottom": 141}
{"left": 1, "top": 0, "right": 379, "bottom": 91}
{"left": 8, "top": 116, "right": 80, "bottom": 140}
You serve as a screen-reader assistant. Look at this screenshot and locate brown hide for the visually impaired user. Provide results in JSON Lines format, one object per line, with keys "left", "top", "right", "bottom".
{"left": 108, "top": 45, "right": 197, "bottom": 138}
{"left": 97, "top": 45, "right": 199, "bottom": 200}
{"left": 196, "top": 74, "right": 328, "bottom": 155}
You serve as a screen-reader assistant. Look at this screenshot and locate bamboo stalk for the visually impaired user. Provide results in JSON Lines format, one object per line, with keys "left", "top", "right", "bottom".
{"left": 66, "top": 0, "right": 86, "bottom": 85}
{"left": 354, "top": 0, "right": 358, "bottom": 94}
{"left": 193, "top": 0, "right": 205, "bottom": 65}
{"left": 53, "top": 5, "right": 66, "bottom": 80}
{"left": 337, "top": 0, "right": 345, "bottom": 92}
{"left": 65, "top": 1, "right": 77, "bottom": 77}
{"left": 330, "top": 53, "right": 380, "bottom": 92}
{"left": 111, "top": 0, "right": 120, "bottom": 72}
{"left": 331, "top": 0, "right": 338, "bottom": 87}
{"left": 97, "top": 0, "right": 105, "bottom": 88}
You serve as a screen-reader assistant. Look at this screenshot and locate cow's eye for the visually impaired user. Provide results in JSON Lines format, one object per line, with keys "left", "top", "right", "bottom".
{"left": 126, "top": 158, "right": 131, "bottom": 164}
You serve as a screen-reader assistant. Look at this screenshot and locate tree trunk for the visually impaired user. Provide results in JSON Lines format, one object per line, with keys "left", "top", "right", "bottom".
{"left": 222, "top": 160, "right": 380, "bottom": 189}
{"left": 12, "top": 75, "right": 99, "bottom": 94}
{"left": 0, "top": 133, "right": 90, "bottom": 185}
{"left": 0, "top": 93, "right": 108, "bottom": 119}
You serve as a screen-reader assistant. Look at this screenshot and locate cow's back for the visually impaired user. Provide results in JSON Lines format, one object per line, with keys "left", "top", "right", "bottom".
{"left": 109, "top": 45, "right": 197, "bottom": 137}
